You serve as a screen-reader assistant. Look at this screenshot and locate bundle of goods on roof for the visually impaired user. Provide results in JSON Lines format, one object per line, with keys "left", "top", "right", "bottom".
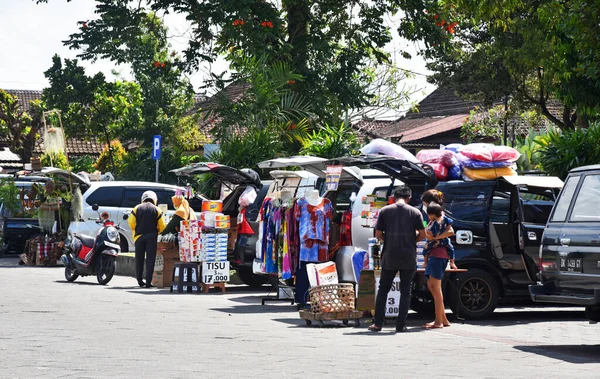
{"left": 417, "top": 143, "right": 520, "bottom": 181}
{"left": 416, "top": 148, "right": 462, "bottom": 181}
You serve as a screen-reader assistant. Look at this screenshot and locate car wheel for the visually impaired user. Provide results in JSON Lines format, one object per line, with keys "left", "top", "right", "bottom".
{"left": 448, "top": 269, "right": 499, "bottom": 320}
{"left": 237, "top": 268, "right": 269, "bottom": 288}
{"left": 585, "top": 305, "right": 600, "bottom": 322}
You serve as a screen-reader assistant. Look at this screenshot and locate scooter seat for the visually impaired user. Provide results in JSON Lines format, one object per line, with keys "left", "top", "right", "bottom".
{"left": 75, "top": 234, "right": 95, "bottom": 248}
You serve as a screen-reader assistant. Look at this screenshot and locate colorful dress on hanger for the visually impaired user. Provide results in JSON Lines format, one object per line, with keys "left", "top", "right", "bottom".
{"left": 294, "top": 197, "right": 333, "bottom": 262}
{"left": 281, "top": 209, "right": 292, "bottom": 279}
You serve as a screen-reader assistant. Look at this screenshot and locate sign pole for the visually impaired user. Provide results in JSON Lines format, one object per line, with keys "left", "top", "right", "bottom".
{"left": 155, "top": 159, "right": 159, "bottom": 183}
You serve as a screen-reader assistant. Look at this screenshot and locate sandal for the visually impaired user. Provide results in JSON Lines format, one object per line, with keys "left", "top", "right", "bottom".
{"left": 422, "top": 323, "right": 444, "bottom": 329}
{"left": 368, "top": 324, "right": 382, "bottom": 332}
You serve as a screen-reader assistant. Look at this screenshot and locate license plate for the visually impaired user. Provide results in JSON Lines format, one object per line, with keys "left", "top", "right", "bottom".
{"left": 560, "top": 258, "right": 583, "bottom": 273}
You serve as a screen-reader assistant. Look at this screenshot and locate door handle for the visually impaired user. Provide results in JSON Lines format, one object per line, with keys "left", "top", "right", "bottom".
{"left": 560, "top": 238, "right": 570, "bottom": 246}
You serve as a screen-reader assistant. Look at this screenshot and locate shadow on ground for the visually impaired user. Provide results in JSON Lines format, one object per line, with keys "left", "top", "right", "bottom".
{"left": 465, "top": 308, "right": 586, "bottom": 327}
{"left": 514, "top": 344, "right": 600, "bottom": 364}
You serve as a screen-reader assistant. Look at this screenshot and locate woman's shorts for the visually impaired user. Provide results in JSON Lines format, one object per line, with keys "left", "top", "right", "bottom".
{"left": 425, "top": 257, "right": 448, "bottom": 280}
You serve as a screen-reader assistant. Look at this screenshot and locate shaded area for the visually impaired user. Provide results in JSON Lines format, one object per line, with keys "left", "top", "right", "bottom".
{"left": 466, "top": 309, "right": 586, "bottom": 327}
{"left": 514, "top": 344, "right": 600, "bottom": 364}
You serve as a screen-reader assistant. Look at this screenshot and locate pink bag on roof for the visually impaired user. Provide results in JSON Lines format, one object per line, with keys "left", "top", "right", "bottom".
{"left": 459, "top": 144, "right": 521, "bottom": 162}
{"left": 416, "top": 149, "right": 458, "bottom": 167}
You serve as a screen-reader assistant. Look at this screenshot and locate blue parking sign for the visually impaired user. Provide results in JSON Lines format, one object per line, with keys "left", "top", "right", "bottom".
{"left": 152, "top": 135, "right": 161, "bottom": 160}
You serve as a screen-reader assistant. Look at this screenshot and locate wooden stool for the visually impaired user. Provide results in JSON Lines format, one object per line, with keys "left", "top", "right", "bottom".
{"left": 201, "top": 282, "right": 226, "bottom": 293}
{"left": 170, "top": 262, "right": 201, "bottom": 293}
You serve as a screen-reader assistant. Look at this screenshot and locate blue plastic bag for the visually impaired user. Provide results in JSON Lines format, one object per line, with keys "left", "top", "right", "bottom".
{"left": 457, "top": 153, "right": 514, "bottom": 169}
{"left": 447, "top": 164, "right": 463, "bottom": 180}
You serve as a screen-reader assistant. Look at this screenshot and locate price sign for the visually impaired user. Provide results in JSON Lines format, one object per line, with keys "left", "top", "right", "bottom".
{"left": 325, "top": 165, "right": 343, "bottom": 191}
{"left": 375, "top": 274, "right": 401, "bottom": 317}
{"left": 201, "top": 261, "right": 230, "bottom": 284}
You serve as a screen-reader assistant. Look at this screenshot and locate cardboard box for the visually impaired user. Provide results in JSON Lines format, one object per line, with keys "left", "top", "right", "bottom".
{"left": 356, "top": 270, "right": 376, "bottom": 311}
{"left": 157, "top": 242, "right": 179, "bottom": 260}
{"left": 227, "top": 227, "right": 238, "bottom": 251}
{"left": 152, "top": 259, "right": 176, "bottom": 288}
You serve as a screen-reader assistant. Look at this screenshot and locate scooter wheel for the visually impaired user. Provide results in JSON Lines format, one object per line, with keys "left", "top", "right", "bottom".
{"left": 65, "top": 263, "right": 79, "bottom": 282}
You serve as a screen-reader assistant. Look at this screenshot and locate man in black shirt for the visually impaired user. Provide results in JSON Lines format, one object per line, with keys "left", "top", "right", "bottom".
{"left": 369, "top": 186, "right": 426, "bottom": 333}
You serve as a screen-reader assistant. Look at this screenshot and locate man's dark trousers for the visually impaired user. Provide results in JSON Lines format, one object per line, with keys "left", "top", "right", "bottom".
{"left": 135, "top": 233, "right": 158, "bottom": 284}
{"left": 374, "top": 268, "right": 415, "bottom": 328}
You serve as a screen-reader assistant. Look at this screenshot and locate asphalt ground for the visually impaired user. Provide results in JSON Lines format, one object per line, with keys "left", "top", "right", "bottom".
{"left": 1, "top": 257, "right": 598, "bottom": 378}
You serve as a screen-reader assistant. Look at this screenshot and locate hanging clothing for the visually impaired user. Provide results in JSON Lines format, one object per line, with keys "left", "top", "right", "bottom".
{"left": 294, "top": 197, "right": 333, "bottom": 262}
{"left": 281, "top": 208, "right": 294, "bottom": 280}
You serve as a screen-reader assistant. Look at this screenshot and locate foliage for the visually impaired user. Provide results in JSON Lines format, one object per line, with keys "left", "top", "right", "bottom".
{"left": 461, "top": 106, "right": 505, "bottom": 143}
{"left": 205, "top": 54, "right": 313, "bottom": 172}
{"left": 43, "top": 55, "right": 144, "bottom": 143}
{"left": 95, "top": 140, "right": 128, "bottom": 177}
{"left": 210, "top": 127, "right": 285, "bottom": 176}
{"left": 301, "top": 123, "right": 361, "bottom": 159}
{"left": 0, "top": 89, "right": 45, "bottom": 162}
{"left": 512, "top": 129, "right": 548, "bottom": 173}
{"left": 396, "top": 0, "right": 600, "bottom": 129}
{"left": 38, "top": 0, "right": 412, "bottom": 125}
{"left": 40, "top": 151, "right": 69, "bottom": 170}
{"left": 536, "top": 123, "right": 600, "bottom": 179}
{"left": 119, "top": 146, "right": 200, "bottom": 184}
{"left": 70, "top": 155, "right": 96, "bottom": 173}
{"left": 0, "top": 179, "right": 21, "bottom": 217}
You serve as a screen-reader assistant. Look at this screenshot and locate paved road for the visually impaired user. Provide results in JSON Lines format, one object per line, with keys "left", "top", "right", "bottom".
{"left": 1, "top": 257, "right": 599, "bottom": 378}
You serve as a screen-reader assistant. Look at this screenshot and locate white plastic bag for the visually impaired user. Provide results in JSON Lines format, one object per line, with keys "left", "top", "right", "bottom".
{"left": 360, "top": 138, "right": 419, "bottom": 162}
{"left": 307, "top": 262, "right": 339, "bottom": 287}
{"left": 238, "top": 186, "right": 257, "bottom": 208}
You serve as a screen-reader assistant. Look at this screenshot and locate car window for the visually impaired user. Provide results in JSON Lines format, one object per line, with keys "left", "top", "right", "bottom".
{"left": 520, "top": 191, "right": 555, "bottom": 224}
{"left": 490, "top": 192, "right": 510, "bottom": 223}
{"left": 157, "top": 189, "right": 176, "bottom": 210}
{"left": 246, "top": 185, "right": 269, "bottom": 222}
{"left": 441, "top": 184, "right": 493, "bottom": 223}
{"left": 569, "top": 174, "right": 600, "bottom": 222}
{"left": 188, "top": 196, "right": 203, "bottom": 212}
{"left": 122, "top": 189, "right": 146, "bottom": 209}
{"left": 550, "top": 175, "right": 580, "bottom": 222}
{"left": 86, "top": 187, "right": 124, "bottom": 207}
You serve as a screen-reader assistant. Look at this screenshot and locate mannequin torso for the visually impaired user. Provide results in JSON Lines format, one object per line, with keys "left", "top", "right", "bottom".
{"left": 305, "top": 190, "right": 323, "bottom": 206}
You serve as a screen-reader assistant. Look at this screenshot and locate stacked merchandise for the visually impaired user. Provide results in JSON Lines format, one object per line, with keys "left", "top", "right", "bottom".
{"left": 416, "top": 149, "right": 462, "bottom": 181}
{"left": 178, "top": 200, "right": 231, "bottom": 263}
{"left": 360, "top": 193, "right": 390, "bottom": 228}
{"left": 455, "top": 143, "right": 520, "bottom": 181}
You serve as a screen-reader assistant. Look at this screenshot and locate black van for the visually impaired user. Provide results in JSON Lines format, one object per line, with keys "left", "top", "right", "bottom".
{"left": 421, "top": 175, "right": 563, "bottom": 319}
{"left": 529, "top": 165, "right": 600, "bottom": 322}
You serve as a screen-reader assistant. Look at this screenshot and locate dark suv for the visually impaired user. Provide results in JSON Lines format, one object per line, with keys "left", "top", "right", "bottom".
{"left": 423, "top": 176, "right": 563, "bottom": 319}
{"left": 529, "top": 165, "right": 600, "bottom": 322}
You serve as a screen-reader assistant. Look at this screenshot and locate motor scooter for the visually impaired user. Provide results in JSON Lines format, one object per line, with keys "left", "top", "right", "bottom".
{"left": 61, "top": 204, "right": 128, "bottom": 285}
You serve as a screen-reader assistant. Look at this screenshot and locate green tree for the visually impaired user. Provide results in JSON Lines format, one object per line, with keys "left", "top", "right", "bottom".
{"left": 38, "top": 0, "right": 408, "bottom": 125}
{"left": 395, "top": 0, "right": 600, "bottom": 129}
{"left": 0, "top": 89, "right": 45, "bottom": 162}
{"left": 301, "top": 123, "right": 361, "bottom": 159}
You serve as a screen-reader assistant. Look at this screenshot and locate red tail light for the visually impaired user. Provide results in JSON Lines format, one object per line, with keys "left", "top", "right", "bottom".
{"left": 104, "top": 221, "right": 114, "bottom": 226}
{"left": 340, "top": 210, "right": 352, "bottom": 246}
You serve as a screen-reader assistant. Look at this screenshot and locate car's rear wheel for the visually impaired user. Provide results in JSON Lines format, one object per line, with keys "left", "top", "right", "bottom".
{"left": 237, "top": 268, "right": 269, "bottom": 288}
{"left": 585, "top": 305, "right": 600, "bottom": 322}
{"left": 448, "top": 269, "right": 499, "bottom": 320}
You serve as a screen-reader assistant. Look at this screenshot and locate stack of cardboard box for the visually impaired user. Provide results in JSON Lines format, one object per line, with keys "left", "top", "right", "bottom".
{"left": 152, "top": 241, "right": 179, "bottom": 288}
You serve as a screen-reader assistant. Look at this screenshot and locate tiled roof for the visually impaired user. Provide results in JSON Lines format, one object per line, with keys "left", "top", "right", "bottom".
{"left": 405, "top": 88, "right": 479, "bottom": 119}
{"left": 188, "top": 82, "right": 252, "bottom": 145}
{"left": 34, "top": 137, "right": 104, "bottom": 157}
{"left": 1, "top": 89, "right": 43, "bottom": 114}
{"left": 391, "top": 114, "right": 468, "bottom": 142}
{"left": 0, "top": 147, "right": 22, "bottom": 162}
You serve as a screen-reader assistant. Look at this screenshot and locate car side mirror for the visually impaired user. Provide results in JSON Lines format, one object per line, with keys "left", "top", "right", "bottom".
{"left": 92, "top": 204, "right": 99, "bottom": 211}
{"left": 122, "top": 214, "right": 129, "bottom": 220}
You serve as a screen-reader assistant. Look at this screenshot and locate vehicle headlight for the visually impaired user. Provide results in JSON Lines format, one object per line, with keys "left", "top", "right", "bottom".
{"left": 106, "top": 227, "right": 119, "bottom": 242}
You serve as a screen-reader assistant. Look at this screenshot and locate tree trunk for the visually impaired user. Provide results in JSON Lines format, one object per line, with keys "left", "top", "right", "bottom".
{"left": 283, "top": 0, "right": 310, "bottom": 78}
